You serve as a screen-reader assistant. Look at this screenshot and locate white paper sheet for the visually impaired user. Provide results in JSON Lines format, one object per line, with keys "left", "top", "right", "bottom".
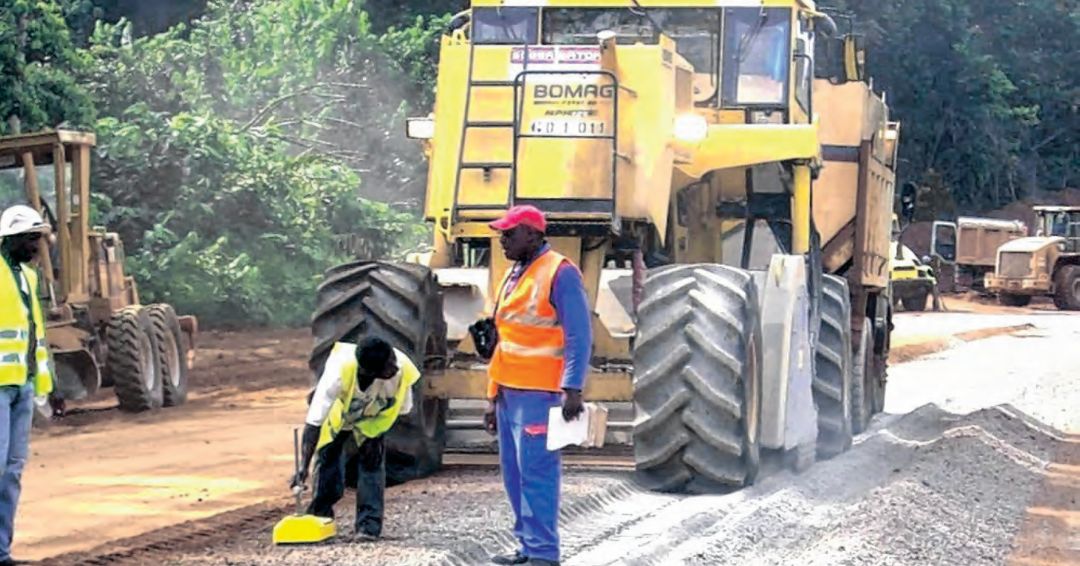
{"left": 546, "top": 406, "right": 589, "bottom": 451}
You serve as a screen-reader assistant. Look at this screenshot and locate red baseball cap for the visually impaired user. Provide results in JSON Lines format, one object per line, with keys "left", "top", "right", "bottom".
{"left": 489, "top": 205, "right": 547, "bottom": 233}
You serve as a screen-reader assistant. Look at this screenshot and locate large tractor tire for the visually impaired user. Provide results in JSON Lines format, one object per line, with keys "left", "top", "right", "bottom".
{"left": 850, "top": 317, "right": 873, "bottom": 434}
{"left": 998, "top": 293, "right": 1032, "bottom": 307}
{"left": 107, "top": 306, "right": 162, "bottom": 412}
{"left": 632, "top": 264, "right": 762, "bottom": 493}
{"left": 1052, "top": 265, "right": 1080, "bottom": 311}
{"left": 814, "top": 275, "right": 853, "bottom": 459}
{"left": 147, "top": 304, "right": 189, "bottom": 407}
{"left": 310, "top": 261, "right": 448, "bottom": 486}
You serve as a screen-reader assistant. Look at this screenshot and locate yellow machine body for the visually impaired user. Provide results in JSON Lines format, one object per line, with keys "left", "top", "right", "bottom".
{"left": 406, "top": 0, "right": 896, "bottom": 405}
{"left": 315, "top": 0, "right": 907, "bottom": 489}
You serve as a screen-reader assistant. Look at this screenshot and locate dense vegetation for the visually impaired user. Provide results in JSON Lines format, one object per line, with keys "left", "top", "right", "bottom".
{"left": 1, "top": 0, "right": 1076, "bottom": 324}
{"left": 2, "top": 0, "right": 446, "bottom": 325}
{"left": 823, "top": 0, "right": 1078, "bottom": 218}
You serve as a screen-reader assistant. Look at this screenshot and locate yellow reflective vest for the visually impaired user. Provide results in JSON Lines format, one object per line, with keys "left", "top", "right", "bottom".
{"left": 316, "top": 342, "right": 420, "bottom": 451}
{"left": 0, "top": 256, "right": 53, "bottom": 396}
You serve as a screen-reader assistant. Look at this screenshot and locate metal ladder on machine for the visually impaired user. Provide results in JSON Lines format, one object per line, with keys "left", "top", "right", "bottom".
{"left": 448, "top": 41, "right": 530, "bottom": 224}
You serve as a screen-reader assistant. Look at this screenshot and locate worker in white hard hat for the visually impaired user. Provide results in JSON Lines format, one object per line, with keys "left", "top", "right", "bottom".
{"left": 0, "top": 205, "right": 53, "bottom": 566}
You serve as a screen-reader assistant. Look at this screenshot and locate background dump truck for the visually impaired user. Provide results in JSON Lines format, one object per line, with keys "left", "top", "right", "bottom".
{"left": 928, "top": 216, "right": 1027, "bottom": 292}
{"left": 0, "top": 130, "right": 197, "bottom": 423}
{"left": 985, "top": 205, "right": 1080, "bottom": 310}
{"left": 311, "top": 0, "right": 899, "bottom": 490}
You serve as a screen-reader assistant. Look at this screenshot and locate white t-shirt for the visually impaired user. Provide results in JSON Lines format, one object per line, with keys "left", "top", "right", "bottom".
{"left": 305, "top": 347, "right": 414, "bottom": 428}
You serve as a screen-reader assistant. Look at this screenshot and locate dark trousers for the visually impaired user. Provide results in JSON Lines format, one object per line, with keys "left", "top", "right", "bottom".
{"left": 307, "top": 431, "right": 385, "bottom": 536}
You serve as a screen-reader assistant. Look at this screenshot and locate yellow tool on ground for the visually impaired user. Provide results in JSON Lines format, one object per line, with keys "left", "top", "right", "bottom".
{"left": 272, "top": 428, "right": 336, "bottom": 545}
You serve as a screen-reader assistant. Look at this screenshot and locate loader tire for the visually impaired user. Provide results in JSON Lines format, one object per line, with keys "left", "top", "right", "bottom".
{"left": 107, "top": 307, "right": 162, "bottom": 412}
{"left": 814, "top": 275, "right": 853, "bottom": 459}
{"left": 998, "top": 293, "right": 1031, "bottom": 307}
{"left": 850, "top": 317, "right": 873, "bottom": 434}
{"left": 147, "top": 304, "right": 189, "bottom": 407}
{"left": 632, "top": 264, "right": 762, "bottom": 493}
{"left": 310, "top": 261, "right": 448, "bottom": 486}
{"left": 1052, "top": 265, "right": 1080, "bottom": 311}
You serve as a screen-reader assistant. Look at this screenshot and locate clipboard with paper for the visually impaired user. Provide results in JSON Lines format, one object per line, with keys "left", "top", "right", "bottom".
{"left": 545, "top": 402, "right": 608, "bottom": 451}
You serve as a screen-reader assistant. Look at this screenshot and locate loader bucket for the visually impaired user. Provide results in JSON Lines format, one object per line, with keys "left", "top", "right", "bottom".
{"left": 52, "top": 349, "right": 101, "bottom": 401}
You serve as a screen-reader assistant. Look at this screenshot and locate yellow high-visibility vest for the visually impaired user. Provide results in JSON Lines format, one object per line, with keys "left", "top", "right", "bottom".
{"left": 0, "top": 257, "right": 53, "bottom": 396}
{"left": 316, "top": 342, "right": 420, "bottom": 451}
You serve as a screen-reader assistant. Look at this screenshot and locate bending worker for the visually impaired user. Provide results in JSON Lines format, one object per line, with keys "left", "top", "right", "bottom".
{"left": 478, "top": 205, "right": 593, "bottom": 566}
{"left": 0, "top": 206, "right": 53, "bottom": 566}
{"left": 291, "top": 336, "right": 419, "bottom": 541}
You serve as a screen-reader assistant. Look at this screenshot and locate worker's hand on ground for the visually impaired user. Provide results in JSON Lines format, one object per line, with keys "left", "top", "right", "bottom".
{"left": 483, "top": 401, "right": 497, "bottom": 435}
{"left": 48, "top": 394, "right": 65, "bottom": 417}
{"left": 289, "top": 469, "right": 308, "bottom": 490}
{"left": 562, "top": 388, "right": 584, "bottom": 421}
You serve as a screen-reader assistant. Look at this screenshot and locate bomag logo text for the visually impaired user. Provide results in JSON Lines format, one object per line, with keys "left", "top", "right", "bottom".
{"left": 533, "top": 83, "right": 615, "bottom": 100}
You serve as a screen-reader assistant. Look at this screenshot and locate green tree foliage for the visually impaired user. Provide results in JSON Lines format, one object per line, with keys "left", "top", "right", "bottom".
{"left": 77, "top": 0, "right": 443, "bottom": 325}
{"left": 822, "top": 0, "right": 1078, "bottom": 212}
{"left": 11, "top": 0, "right": 1070, "bottom": 325}
{"left": 0, "top": 0, "right": 94, "bottom": 133}
{"left": 59, "top": 0, "right": 207, "bottom": 46}
{"left": 365, "top": 0, "right": 467, "bottom": 33}
{"left": 3, "top": 0, "right": 454, "bottom": 326}
{"left": 92, "top": 107, "right": 420, "bottom": 325}
{"left": 87, "top": 0, "right": 448, "bottom": 204}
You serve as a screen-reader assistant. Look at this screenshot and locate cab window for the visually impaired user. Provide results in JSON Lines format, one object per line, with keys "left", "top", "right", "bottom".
{"left": 541, "top": 8, "right": 720, "bottom": 102}
{"left": 472, "top": 7, "right": 539, "bottom": 45}
{"left": 721, "top": 8, "right": 791, "bottom": 106}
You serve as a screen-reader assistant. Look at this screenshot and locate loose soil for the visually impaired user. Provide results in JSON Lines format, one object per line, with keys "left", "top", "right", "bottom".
{"left": 20, "top": 329, "right": 314, "bottom": 561}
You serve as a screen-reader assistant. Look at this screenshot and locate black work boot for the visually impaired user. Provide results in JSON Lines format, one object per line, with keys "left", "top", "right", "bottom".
{"left": 491, "top": 550, "right": 529, "bottom": 565}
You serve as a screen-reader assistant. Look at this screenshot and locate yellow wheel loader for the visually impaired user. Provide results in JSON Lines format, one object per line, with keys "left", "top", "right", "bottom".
{"left": 312, "top": 1, "right": 899, "bottom": 490}
{"left": 0, "top": 130, "right": 197, "bottom": 424}
{"left": 889, "top": 213, "right": 937, "bottom": 312}
{"left": 986, "top": 206, "right": 1080, "bottom": 310}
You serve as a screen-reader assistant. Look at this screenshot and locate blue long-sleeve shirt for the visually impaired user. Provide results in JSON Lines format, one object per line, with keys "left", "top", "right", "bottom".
{"left": 502, "top": 244, "right": 592, "bottom": 391}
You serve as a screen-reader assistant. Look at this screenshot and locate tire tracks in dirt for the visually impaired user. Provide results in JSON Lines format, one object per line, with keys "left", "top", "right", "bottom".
{"left": 38, "top": 501, "right": 291, "bottom": 566}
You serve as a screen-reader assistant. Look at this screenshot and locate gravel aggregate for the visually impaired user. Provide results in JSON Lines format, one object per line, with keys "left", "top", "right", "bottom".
{"left": 164, "top": 314, "right": 1079, "bottom": 566}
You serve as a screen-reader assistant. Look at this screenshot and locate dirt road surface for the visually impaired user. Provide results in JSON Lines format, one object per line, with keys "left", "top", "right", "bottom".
{"left": 22, "top": 311, "right": 1077, "bottom": 565}
{"left": 21, "top": 330, "right": 314, "bottom": 561}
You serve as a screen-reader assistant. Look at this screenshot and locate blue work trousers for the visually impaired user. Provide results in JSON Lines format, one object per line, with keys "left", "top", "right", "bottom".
{"left": 497, "top": 387, "right": 562, "bottom": 562}
{"left": 0, "top": 382, "right": 33, "bottom": 561}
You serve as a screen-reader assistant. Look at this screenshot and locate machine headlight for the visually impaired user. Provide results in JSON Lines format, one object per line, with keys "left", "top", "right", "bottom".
{"left": 406, "top": 117, "right": 435, "bottom": 140}
{"left": 673, "top": 114, "right": 708, "bottom": 143}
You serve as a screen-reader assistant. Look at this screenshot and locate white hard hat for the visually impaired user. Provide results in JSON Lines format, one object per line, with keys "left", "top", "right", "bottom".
{"left": 0, "top": 205, "right": 50, "bottom": 237}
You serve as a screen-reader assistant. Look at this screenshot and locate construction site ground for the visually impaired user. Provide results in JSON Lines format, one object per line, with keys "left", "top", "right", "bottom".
{"left": 22, "top": 298, "right": 1079, "bottom": 565}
